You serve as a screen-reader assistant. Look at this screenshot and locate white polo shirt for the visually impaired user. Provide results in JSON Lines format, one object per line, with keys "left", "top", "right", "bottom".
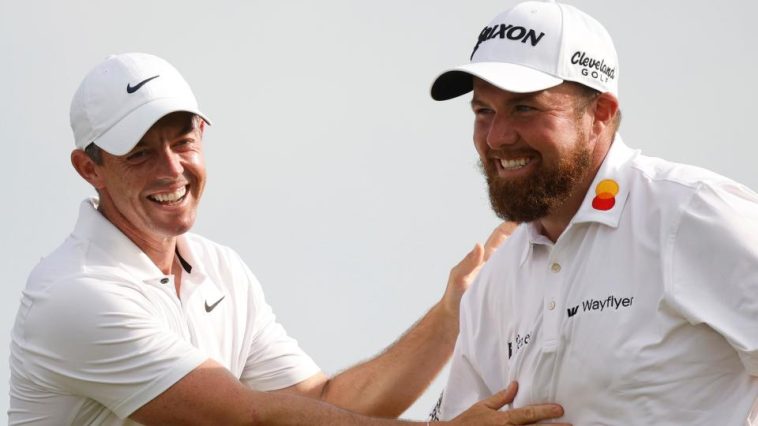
{"left": 438, "top": 137, "right": 758, "bottom": 424}
{"left": 9, "top": 199, "right": 320, "bottom": 425}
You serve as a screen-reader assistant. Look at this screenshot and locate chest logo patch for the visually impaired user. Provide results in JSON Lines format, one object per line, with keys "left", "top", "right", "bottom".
{"left": 507, "top": 332, "right": 532, "bottom": 359}
{"left": 592, "top": 179, "right": 619, "bottom": 211}
{"left": 567, "top": 295, "right": 634, "bottom": 318}
{"left": 205, "top": 295, "right": 225, "bottom": 313}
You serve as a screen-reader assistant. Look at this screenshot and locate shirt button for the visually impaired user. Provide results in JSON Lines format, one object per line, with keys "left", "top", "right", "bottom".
{"left": 160, "top": 278, "right": 169, "bottom": 284}
{"left": 551, "top": 263, "right": 561, "bottom": 273}
{"left": 547, "top": 301, "right": 556, "bottom": 310}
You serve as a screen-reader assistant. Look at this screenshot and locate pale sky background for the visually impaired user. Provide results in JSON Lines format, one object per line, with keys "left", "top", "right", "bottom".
{"left": 2, "top": 0, "right": 757, "bottom": 421}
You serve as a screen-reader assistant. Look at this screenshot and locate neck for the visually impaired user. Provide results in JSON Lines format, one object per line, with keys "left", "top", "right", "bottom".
{"left": 96, "top": 199, "right": 177, "bottom": 275}
{"left": 536, "top": 181, "right": 591, "bottom": 243}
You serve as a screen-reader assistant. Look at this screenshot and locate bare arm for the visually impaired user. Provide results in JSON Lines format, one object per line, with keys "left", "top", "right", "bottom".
{"left": 280, "top": 223, "right": 517, "bottom": 417}
{"left": 130, "top": 359, "right": 407, "bottom": 426}
{"left": 130, "top": 361, "right": 567, "bottom": 426}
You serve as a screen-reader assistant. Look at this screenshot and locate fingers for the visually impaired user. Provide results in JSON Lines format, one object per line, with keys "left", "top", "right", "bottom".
{"left": 456, "top": 221, "right": 517, "bottom": 282}
{"left": 483, "top": 384, "right": 566, "bottom": 426}
{"left": 505, "top": 403, "right": 565, "bottom": 425}
{"left": 457, "top": 243, "right": 485, "bottom": 276}
{"left": 442, "top": 224, "right": 517, "bottom": 316}
{"left": 482, "top": 382, "right": 518, "bottom": 409}
{"left": 452, "top": 385, "right": 568, "bottom": 426}
{"left": 442, "top": 243, "right": 485, "bottom": 315}
{"left": 482, "top": 221, "right": 517, "bottom": 261}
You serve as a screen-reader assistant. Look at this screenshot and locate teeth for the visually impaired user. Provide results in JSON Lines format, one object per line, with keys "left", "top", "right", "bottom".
{"left": 149, "top": 186, "right": 187, "bottom": 203}
{"left": 500, "top": 158, "right": 530, "bottom": 170}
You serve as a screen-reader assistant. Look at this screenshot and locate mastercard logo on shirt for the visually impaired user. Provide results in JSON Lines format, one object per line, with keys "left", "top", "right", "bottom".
{"left": 592, "top": 179, "right": 619, "bottom": 211}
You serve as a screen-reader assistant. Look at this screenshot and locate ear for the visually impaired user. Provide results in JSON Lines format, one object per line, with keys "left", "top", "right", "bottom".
{"left": 591, "top": 92, "right": 619, "bottom": 136}
{"left": 197, "top": 117, "right": 207, "bottom": 138}
{"left": 71, "top": 149, "right": 106, "bottom": 190}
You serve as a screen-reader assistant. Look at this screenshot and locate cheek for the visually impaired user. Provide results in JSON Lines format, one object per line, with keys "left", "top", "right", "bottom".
{"left": 183, "top": 152, "right": 206, "bottom": 178}
{"left": 473, "top": 122, "right": 490, "bottom": 155}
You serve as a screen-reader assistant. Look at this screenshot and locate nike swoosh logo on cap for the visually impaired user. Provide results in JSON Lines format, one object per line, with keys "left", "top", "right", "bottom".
{"left": 204, "top": 295, "right": 225, "bottom": 313}
{"left": 126, "top": 75, "right": 160, "bottom": 93}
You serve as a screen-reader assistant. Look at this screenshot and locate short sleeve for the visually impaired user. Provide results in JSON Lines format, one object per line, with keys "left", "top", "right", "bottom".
{"left": 665, "top": 182, "right": 758, "bottom": 375}
{"left": 234, "top": 257, "right": 320, "bottom": 391}
{"left": 19, "top": 277, "right": 207, "bottom": 419}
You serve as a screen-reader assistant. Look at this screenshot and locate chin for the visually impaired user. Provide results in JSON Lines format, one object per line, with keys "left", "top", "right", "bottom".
{"left": 153, "top": 218, "right": 196, "bottom": 237}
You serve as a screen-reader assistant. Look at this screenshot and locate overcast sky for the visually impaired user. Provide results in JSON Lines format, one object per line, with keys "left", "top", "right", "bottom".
{"left": 2, "top": 0, "right": 756, "bottom": 420}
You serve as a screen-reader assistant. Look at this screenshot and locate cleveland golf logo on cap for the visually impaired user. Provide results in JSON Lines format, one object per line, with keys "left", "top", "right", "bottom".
{"left": 571, "top": 51, "right": 616, "bottom": 85}
{"left": 471, "top": 22, "right": 546, "bottom": 59}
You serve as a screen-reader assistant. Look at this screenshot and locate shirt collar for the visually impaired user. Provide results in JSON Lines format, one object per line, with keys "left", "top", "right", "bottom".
{"left": 72, "top": 198, "right": 198, "bottom": 284}
{"left": 571, "top": 135, "right": 637, "bottom": 227}
{"left": 518, "top": 135, "right": 638, "bottom": 264}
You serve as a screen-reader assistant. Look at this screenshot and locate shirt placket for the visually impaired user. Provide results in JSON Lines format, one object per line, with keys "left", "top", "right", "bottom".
{"left": 542, "top": 246, "right": 564, "bottom": 350}
{"left": 531, "top": 243, "right": 567, "bottom": 403}
{"left": 144, "top": 275, "right": 194, "bottom": 341}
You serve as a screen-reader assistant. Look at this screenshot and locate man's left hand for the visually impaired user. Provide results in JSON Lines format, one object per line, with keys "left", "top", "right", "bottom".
{"left": 441, "top": 222, "right": 517, "bottom": 318}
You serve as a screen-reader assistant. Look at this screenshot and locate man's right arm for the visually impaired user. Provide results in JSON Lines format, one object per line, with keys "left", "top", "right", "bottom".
{"left": 130, "top": 360, "right": 568, "bottom": 425}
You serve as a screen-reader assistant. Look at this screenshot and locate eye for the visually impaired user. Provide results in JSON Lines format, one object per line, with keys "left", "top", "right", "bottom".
{"left": 126, "top": 150, "right": 148, "bottom": 161}
{"left": 174, "top": 138, "right": 196, "bottom": 151}
{"left": 514, "top": 104, "right": 535, "bottom": 113}
{"left": 473, "top": 106, "right": 495, "bottom": 117}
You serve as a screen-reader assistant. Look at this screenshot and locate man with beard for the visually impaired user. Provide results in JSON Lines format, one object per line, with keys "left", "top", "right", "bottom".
{"left": 9, "top": 52, "right": 570, "bottom": 425}
{"left": 428, "top": 1, "right": 758, "bottom": 424}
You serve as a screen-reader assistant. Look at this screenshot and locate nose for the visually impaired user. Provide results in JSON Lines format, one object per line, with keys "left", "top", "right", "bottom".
{"left": 155, "top": 145, "right": 184, "bottom": 178}
{"left": 486, "top": 113, "right": 518, "bottom": 150}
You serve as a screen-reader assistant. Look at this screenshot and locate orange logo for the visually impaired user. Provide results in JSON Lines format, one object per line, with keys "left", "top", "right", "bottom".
{"left": 592, "top": 179, "right": 619, "bottom": 211}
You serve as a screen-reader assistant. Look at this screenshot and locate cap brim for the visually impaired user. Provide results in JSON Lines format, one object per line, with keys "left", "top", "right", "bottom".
{"left": 431, "top": 62, "right": 564, "bottom": 101}
{"left": 94, "top": 97, "right": 212, "bottom": 156}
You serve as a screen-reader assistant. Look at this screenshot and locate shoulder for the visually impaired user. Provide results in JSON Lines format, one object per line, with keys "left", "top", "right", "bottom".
{"left": 20, "top": 272, "right": 155, "bottom": 339}
{"left": 22, "top": 235, "right": 150, "bottom": 324}
{"left": 629, "top": 153, "right": 747, "bottom": 197}
{"left": 623, "top": 153, "right": 757, "bottom": 229}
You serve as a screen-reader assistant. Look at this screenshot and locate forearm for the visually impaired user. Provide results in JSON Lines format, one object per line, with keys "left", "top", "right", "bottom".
{"left": 254, "top": 391, "right": 424, "bottom": 426}
{"left": 316, "top": 224, "right": 516, "bottom": 418}
{"left": 321, "top": 301, "right": 459, "bottom": 417}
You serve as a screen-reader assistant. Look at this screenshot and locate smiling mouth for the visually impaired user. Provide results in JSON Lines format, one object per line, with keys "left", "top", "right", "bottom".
{"left": 499, "top": 157, "right": 533, "bottom": 171}
{"left": 147, "top": 186, "right": 188, "bottom": 205}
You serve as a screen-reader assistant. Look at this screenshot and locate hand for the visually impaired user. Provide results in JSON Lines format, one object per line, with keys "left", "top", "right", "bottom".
{"left": 441, "top": 222, "right": 517, "bottom": 317}
{"left": 446, "top": 382, "right": 569, "bottom": 426}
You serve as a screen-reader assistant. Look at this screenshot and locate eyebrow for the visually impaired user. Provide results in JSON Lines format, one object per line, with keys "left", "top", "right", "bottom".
{"left": 471, "top": 92, "right": 541, "bottom": 108}
{"left": 131, "top": 140, "right": 148, "bottom": 150}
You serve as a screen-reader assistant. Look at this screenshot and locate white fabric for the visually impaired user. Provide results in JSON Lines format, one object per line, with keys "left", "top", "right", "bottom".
{"left": 9, "top": 199, "right": 320, "bottom": 425}
{"left": 70, "top": 53, "right": 211, "bottom": 155}
{"left": 439, "top": 138, "right": 758, "bottom": 424}
{"left": 431, "top": 1, "right": 619, "bottom": 100}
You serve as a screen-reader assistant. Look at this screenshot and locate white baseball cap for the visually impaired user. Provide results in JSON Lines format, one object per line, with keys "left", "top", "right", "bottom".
{"left": 70, "top": 53, "right": 211, "bottom": 156}
{"left": 431, "top": 0, "right": 618, "bottom": 101}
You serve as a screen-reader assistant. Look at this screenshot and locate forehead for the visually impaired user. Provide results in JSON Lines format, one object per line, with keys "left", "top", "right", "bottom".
{"left": 471, "top": 78, "right": 580, "bottom": 105}
{"left": 147, "top": 111, "right": 197, "bottom": 134}
{"left": 134, "top": 112, "right": 198, "bottom": 145}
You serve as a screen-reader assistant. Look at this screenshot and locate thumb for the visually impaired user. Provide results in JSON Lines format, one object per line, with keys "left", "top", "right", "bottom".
{"left": 458, "top": 243, "right": 485, "bottom": 276}
{"left": 482, "top": 382, "right": 518, "bottom": 410}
